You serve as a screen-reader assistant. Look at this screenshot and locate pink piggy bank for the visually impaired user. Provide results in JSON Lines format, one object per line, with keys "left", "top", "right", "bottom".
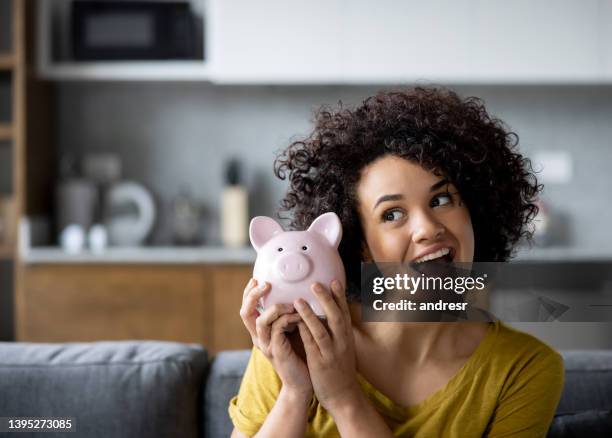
{"left": 249, "top": 212, "right": 346, "bottom": 317}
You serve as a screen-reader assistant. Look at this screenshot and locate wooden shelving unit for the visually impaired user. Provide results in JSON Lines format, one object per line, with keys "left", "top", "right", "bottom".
{"left": 0, "top": 245, "right": 15, "bottom": 259}
{"left": 0, "top": 0, "right": 25, "bottom": 342}
{"left": 0, "top": 54, "right": 14, "bottom": 70}
{"left": 0, "top": 123, "right": 13, "bottom": 140}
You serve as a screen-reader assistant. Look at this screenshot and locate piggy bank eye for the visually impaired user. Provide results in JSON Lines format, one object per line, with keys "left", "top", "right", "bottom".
{"left": 277, "top": 247, "right": 283, "bottom": 252}
{"left": 301, "top": 245, "right": 308, "bottom": 251}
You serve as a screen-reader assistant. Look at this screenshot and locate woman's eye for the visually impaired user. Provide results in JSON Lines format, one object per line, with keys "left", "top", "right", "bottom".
{"left": 382, "top": 209, "right": 405, "bottom": 222}
{"left": 431, "top": 192, "right": 453, "bottom": 208}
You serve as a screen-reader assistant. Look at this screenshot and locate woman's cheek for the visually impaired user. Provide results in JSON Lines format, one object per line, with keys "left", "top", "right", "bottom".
{"left": 457, "top": 211, "right": 475, "bottom": 262}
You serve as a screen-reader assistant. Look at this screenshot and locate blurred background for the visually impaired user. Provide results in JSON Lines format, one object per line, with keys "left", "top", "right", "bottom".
{"left": 0, "top": 0, "right": 611, "bottom": 352}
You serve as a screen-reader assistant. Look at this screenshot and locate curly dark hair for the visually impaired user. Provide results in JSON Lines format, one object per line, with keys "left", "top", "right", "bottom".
{"left": 273, "top": 86, "right": 542, "bottom": 300}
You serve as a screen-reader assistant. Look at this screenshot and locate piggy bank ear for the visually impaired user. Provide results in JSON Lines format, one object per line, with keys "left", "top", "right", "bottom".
{"left": 249, "top": 216, "right": 284, "bottom": 251}
{"left": 308, "top": 212, "right": 343, "bottom": 248}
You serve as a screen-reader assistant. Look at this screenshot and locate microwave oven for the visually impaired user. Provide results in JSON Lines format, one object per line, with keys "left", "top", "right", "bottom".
{"left": 71, "top": 1, "right": 201, "bottom": 61}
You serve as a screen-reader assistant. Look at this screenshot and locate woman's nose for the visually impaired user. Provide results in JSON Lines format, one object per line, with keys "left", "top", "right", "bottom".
{"left": 410, "top": 210, "right": 445, "bottom": 243}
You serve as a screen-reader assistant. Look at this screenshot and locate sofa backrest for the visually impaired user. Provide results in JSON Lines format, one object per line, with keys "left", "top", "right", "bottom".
{"left": 547, "top": 350, "right": 612, "bottom": 437}
{"left": 203, "top": 350, "right": 251, "bottom": 438}
{"left": 1, "top": 342, "right": 609, "bottom": 437}
{"left": 556, "top": 350, "right": 612, "bottom": 413}
{"left": 0, "top": 341, "right": 208, "bottom": 438}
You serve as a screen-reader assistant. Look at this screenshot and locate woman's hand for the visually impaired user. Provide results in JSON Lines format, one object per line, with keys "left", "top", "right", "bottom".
{"left": 240, "top": 278, "right": 313, "bottom": 399}
{"left": 295, "top": 279, "right": 361, "bottom": 413}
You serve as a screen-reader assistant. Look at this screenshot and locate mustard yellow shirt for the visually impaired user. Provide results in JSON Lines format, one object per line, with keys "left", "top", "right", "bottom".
{"left": 229, "top": 321, "right": 564, "bottom": 437}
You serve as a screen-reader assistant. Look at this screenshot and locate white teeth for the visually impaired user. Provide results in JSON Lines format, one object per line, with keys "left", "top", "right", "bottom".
{"left": 414, "top": 248, "right": 451, "bottom": 264}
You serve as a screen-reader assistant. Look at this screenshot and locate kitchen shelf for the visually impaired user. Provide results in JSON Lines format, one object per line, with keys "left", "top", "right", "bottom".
{"left": 0, "top": 124, "right": 13, "bottom": 140}
{"left": 38, "top": 61, "right": 210, "bottom": 81}
{"left": 36, "top": 0, "right": 209, "bottom": 81}
{"left": 0, "top": 245, "right": 14, "bottom": 260}
{"left": 0, "top": 55, "right": 14, "bottom": 70}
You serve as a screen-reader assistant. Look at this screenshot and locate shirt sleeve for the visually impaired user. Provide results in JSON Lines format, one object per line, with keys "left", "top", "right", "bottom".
{"left": 485, "top": 347, "right": 565, "bottom": 438}
{"left": 228, "top": 346, "right": 283, "bottom": 437}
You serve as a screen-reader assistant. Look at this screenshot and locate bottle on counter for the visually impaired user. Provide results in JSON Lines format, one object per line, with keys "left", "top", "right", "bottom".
{"left": 56, "top": 154, "right": 98, "bottom": 249}
{"left": 221, "top": 159, "right": 248, "bottom": 248}
{"left": 172, "top": 187, "right": 204, "bottom": 245}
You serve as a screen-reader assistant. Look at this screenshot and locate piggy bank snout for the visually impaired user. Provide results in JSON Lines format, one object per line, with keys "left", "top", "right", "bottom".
{"left": 275, "top": 252, "right": 312, "bottom": 282}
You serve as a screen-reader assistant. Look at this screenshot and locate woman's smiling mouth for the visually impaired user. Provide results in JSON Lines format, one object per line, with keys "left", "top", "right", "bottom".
{"left": 412, "top": 246, "right": 456, "bottom": 264}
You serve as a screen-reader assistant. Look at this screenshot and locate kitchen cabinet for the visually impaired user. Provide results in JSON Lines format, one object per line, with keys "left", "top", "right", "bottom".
{"left": 37, "top": 0, "right": 612, "bottom": 83}
{"left": 210, "top": 265, "right": 254, "bottom": 351}
{"left": 340, "top": 0, "right": 604, "bottom": 83}
{"left": 602, "top": 0, "right": 612, "bottom": 77}
{"left": 207, "top": 0, "right": 344, "bottom": 83}
{"left": 209, "top": 0, "right": 612, "bottom": 84}
{"left": 18, "top": 264, "right": 253, "bottom": 354}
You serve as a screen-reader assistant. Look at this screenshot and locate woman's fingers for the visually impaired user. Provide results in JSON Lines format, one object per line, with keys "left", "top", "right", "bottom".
{"left": 311, "top": 283, "right": 345, "bottom": 337}
{"left": 330, "top": 279, "right": 352, "bottom": 327}
{"left": 297, "top": 321, "right": 319, "bottom": 361}
{"left": 242, "top": 278, "right": 256, "bottom": 298}
{"left": 271, "top": 313, "right": 302, "bottom": 335}
{"left": 295, "top": 298, "right": 332, "bottom": 358}
{"left": 255, "top": 303, "right": 295, "bottom": 349}
{"left": 239, "top": 280, "right": 271, "bottom": 343}
{"left": 270, "top": 313, "right": 302, "bottom": 356}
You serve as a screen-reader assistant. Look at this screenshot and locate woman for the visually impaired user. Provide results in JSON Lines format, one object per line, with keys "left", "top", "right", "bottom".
{"left": 229, "top": 87, "right": 564, "bottom": 437}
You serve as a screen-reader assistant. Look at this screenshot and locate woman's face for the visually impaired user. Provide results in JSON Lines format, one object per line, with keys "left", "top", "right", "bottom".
{"left": 356, "top": 155, "right": 474, "bottom": 264}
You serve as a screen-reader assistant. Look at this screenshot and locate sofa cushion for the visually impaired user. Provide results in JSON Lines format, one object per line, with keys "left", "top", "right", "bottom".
{"left": 204, "top": 350, "right": 251, "bottom": 438}
{"left": 0, "top": 341, "right": 207, "bottom": 438}
{"left": 547, "top": 410, "right": 612, "bottom": 438}
{"left": 557, "top": 351, "right": 612, "bottom": 413}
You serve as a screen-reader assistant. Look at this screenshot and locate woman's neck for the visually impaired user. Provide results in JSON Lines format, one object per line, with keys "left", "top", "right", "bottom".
{"left": 348, "top": 301, "right": 483, "bottom": 365}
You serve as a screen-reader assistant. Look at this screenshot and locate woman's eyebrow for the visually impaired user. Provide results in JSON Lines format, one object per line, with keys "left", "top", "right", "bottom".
{"left": 430, "top": 178, "right": 450, "bottom": 192}
{"left": 373, "top": 194, "right": 403, "bottom": 210}
{"left": 372, "top": 179, "right": 449, "bottom": 211}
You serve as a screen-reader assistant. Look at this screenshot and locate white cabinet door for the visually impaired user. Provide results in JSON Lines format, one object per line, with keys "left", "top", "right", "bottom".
{"left": 341, "top": 0, "right": 604, "bottom": 83}
{"left": 208, "top": 0, "right": 609, "bottom": 84}
{"left": 207, "top": 0, "right": 344, "bottom": 83}
{"left": 339, "top": 0, "right": 474, "bottom": 83}
{"left": 467, "top": 0, "right": 602, "bottom": 82}
{"left": 600, "top": 0, "right": 612, "bottom": 78}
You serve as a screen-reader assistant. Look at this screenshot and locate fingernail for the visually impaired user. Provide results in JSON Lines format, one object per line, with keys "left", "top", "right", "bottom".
{"left": 258, "top": 282, "right": 267, "bottom": 291}
{"left": 294, "top": 299, "right": 305, "bottom": 310}
{"left": 331, "top": 279, "right": 339, "bottom": 288}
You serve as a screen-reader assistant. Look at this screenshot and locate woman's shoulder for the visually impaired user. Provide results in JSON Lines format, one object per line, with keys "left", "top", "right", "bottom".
{"left": 494, "top": 321, "right": 562, "bottom": 356}
{"left": 488, "top": 321, "right": 564, "bottom": 382}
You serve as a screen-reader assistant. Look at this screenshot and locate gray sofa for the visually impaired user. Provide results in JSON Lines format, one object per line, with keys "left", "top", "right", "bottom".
{"left": 0, "top": 342, "right": 610, "bottom": 437}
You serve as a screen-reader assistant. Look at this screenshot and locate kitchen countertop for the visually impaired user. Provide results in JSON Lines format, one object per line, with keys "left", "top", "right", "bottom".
{"left": 21, "top": 246, "right": 257, "bottom": 265}
{"left": 19, "top": 245, "right": 612, "bottom": 265}
{"left": 514, "top": 246, "right": 612, "bottom": 262}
